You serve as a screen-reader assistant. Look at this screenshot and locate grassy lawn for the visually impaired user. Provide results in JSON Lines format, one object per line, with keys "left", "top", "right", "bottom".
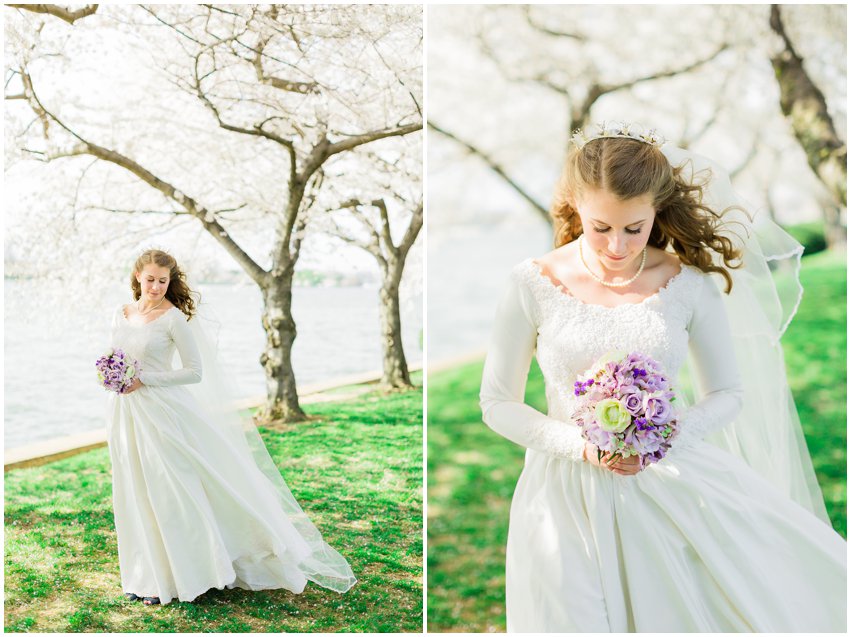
{"left": 781, "top": 250, "right": 847, "bottom": 533}
{"left": 5, "top": 374, "right": 422, "bottom": 633}
{"left": 427, "top": 251, "right": 846, "bottom": 632}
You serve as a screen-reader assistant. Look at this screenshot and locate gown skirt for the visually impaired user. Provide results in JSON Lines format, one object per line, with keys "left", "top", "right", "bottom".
{"left": 106, "top": 383, "right": 316, "bottom": 604}
{"left": 506, "top": 442, "right": 847, "bottom": 632}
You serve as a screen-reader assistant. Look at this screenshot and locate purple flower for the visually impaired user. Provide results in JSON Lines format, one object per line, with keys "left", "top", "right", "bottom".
{"left": 618, "top": 384, "right": 641, "bottom": 397}
{"left": 624, "top": 427, "right": 664, "bottom": 455}
{"left": 644, "top": 375, "right": 665, "bottom": 392}
{"left": 644, "top": 395, "right": 673, "bottom": 425}
{"left": 583, "top": 425, "right": 617, "bottom": 453}
{"left": 614, "top": 370, "right": 635, "bottom": 387}
{"left": 622, "top": 393, "right": 643, "bottom": 416}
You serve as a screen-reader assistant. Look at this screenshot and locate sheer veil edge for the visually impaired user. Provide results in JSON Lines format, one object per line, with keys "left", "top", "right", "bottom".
{"left": 183, "top": 301, "right": 358, "bottom": 592}
{"left": 663, "top": 145, "right": 830, "bottom": 525}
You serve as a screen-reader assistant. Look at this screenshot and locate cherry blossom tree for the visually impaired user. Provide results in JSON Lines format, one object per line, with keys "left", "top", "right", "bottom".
{"left": 5, "top": 4, "right": 423, "bottom": 422}
{"left": 323, "top": 139, "right": 423, "bottom": 388}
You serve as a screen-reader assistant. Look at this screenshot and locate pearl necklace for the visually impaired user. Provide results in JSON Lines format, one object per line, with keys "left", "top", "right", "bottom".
{"left": 137, "top": 296, "right": 166, "bottom": 315}
{"left": 579, "top": 236, "right": 647, "bottom": 288}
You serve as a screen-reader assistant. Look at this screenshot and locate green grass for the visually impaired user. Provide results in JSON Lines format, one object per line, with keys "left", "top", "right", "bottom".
{"left": 780, "top": 250, "right": 846, "bottom": 533}
{"left": 426, "top": 252, "right": 846, "bottom": 632}
{"left": 5, "top": 373, "right": 423, "bottom": 633}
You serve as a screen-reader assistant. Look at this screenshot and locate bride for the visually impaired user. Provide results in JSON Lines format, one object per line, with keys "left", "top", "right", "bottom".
{"left": 105, "top": 249, "right": 356, "bottom": 605}
{"left": 479, "top": 123, "right": 846, "bottom": 631}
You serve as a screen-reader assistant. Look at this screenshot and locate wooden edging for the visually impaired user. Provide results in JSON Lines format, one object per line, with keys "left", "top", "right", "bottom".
{"left": 4, "top": 429, "right": 111, "bottom": 473}
{"left": 5, "top": 363, "right": 423, "bottom": 473}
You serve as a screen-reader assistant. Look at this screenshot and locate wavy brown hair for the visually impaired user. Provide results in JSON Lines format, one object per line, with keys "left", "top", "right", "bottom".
{"left": 130, "top": 249, "right": 198, "bottom": 320}
{"left": 551, "top": 137, "right": 743, "bottom": 293}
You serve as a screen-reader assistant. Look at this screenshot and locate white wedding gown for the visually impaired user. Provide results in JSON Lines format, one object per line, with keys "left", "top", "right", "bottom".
{"left": 105, "top": 304, "right": 356, "bottom": 604}
{"left": 480, "top": 259, "right": 846, "bottom": 632}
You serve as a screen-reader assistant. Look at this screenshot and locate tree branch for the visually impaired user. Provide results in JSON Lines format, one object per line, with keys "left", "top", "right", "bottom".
{"left": 190, "top": 52, "right": 298, "bottom": 184}
{"left": 19, "top": 68, "right": 50, "bottom": 137}
{"left": 337, "top": 199, "right": 387, "bottom": 262}
{"left": 370, "top": 38, "right": 422, "bottom": 118}
{"left": 289, "top": 209, "right": 310, "bottom": 262}
{"left": 8, "top": 4, "right": 98, "bottom": 24}
{"left": 601, "top": 44, "right": 728, "bottom": 95}
{"left": 337, "top": 197, "right": 421, "bottom": 266}
{"left": 289, "top": 169, "right": 324, "bottom": 261}
{"left": 397, "top": 201, "right": 423, "bottom": 260}
{"left": 373, "top": 198, "right": 395, "bottom": 256}
{"left": 22, "top": 70, "right": 269, "bottom": 286}
{"left": 522, "top": 6, "right": 586, "bottom": 40}
{"left": 328, "top": 216, "right": 382, "bottom": 259}
{"left": 253, "top": 37, "right": 318, "bottom": 95}
{"left": 326, "top": 122, "right": 423, "bottom": 157}
{"left": 82, "top": 205, "right": 191, "bottom": 216}
{"left": 138, "top": 5, "right": 206, "bottom": 46}
{"left": 729, "top": 134, "right": 760, "bottom": 180}
{"left": 428, "top": 120, "right": 549, "bottom": 223}
{"left": 571, "top": 44, "right": 729, "bottom": 130}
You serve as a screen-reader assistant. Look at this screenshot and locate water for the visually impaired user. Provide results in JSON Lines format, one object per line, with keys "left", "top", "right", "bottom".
{"left": 4, "top": 279, "right": 422, "bottom": 449}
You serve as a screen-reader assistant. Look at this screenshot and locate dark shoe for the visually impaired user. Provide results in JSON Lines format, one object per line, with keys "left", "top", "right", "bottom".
{"left": 142, "top": 596, "right": 160, "bottom": 606}
{"left": 125, "top": 593, "right": 142, "bottom": 602}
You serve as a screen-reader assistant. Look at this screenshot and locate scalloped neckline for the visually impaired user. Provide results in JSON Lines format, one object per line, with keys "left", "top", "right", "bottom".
{"left": 121, "top": 304, "right": 177, "bottom": 327}
{"left": 526, "top": 258, "right": 689, "bottom": 310}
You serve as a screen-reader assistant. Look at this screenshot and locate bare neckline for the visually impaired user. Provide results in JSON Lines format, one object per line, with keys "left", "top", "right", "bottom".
{"left": 527, "top": 258, "right": 687, "bottom": 309}
{"left": 121, "top": 304, "right": 177, "bottom": 326}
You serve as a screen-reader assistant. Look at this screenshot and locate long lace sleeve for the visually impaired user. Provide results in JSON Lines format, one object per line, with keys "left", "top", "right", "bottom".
{"left": 112, "top": 306, "right": 122, "bottom": 331}
{"left": 675, "top": 274, "right": 745, "bottom": 449}
{"left": 479, "top": 270, "right": 587, "bottom": 461}
{"left": 138, "top": 311, "right": 203, "bottom": 387}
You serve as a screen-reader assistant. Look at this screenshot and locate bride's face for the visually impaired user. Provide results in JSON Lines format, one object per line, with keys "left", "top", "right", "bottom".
{"left": 575, "top": 188, "right": 656, "bottom": 272}
{"left": 136, "top": 264, "right": 171, "bottom": 302}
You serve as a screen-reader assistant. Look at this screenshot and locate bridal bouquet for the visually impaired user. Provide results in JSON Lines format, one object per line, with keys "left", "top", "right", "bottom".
{"left": 95, "top": 349, "right": 140, "bottom": 394}
{"left": 572, "top": 351, "right": 679, "bottom": 468}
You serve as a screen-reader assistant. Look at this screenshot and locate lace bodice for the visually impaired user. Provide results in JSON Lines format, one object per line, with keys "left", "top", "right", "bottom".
{"left": 520, "top": 259, "right": 695, "bottom": 422}
{"left": 479, "top": 258, "right": 744, "bottom": 461}
{"left": 110, "top": 305, "right": 202, "bottom": 387}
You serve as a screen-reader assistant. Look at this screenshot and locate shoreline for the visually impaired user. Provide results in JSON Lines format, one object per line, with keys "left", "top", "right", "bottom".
{"left": 4, "top": 364, "right": 422, "bottom": 472}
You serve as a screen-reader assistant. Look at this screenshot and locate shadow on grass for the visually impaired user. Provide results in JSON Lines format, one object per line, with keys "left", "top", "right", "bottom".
{"left": 5, "top": 378, "right": 423, "bottom": 633}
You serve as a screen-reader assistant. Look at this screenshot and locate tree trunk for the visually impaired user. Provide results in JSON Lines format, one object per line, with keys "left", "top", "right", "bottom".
{"left": 769, "top": 5, "right": 847, "bottom": 208}
{"left": 821, "top": 198, "right": 846, "bottom": 251}
{"left": 255, "top": 270, "right": 307, "bottom": 423}
{"left": 379, "top": 262, "right": 412, "bottom": 388}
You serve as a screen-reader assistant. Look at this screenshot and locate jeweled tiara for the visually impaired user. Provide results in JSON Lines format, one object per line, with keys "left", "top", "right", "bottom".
{"left": 571, "top": 121, "right": 666, "bottom": 149}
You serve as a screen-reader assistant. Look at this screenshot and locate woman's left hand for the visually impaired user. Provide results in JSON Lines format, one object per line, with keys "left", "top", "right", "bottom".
{"left": 123, "top": 377, "right": 143, "bottom": 394}
{"left": 603, "top": 452, "right": 643, "bottom": 476}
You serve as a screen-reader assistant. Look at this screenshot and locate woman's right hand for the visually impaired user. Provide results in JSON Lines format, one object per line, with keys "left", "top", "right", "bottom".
{"left": 583, "top": 443, "right": 642, "bottom": 476}
{"left": 123, "top": 377, "right": 143, "bottom": 394}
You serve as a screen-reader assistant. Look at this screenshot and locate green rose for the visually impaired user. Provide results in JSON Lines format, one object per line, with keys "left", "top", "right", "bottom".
{"left": 595, "top": 398, "right": 632, "bottom": 433}
{"left": 126, "top": 365, "right": 136, "bottom": 378}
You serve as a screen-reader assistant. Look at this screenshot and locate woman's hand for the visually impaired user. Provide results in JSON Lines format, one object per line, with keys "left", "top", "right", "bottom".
{"left": 582, "top": 443, "right": 642, "bottom": 476}
{"left": 123, "top": 377, "right": 143, "bottom": 394}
